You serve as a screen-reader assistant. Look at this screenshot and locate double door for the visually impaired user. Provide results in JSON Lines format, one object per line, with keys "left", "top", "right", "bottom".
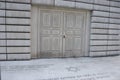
{"left": 38, "top": 9, "right": 86, "bottom": 58}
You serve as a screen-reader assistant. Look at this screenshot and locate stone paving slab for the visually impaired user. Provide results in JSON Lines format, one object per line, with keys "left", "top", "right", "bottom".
{"left": 0, "top": 56, "right": 120, "bottom": 80}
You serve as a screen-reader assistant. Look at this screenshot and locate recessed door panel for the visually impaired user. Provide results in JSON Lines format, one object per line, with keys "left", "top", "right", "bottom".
{"left": 39, "top": 10, "right": 63, "bottom": 58}
{"left": 41, "top": 36, "right": 50, "bottom": 51}
{"left": 66, "top": 13, "right": 75, "bottom": 28}
{"left": 74, "top": 37, "right": 81, "bottom": 50}
{"left": 52, "top": 12, "right": 62, "bottom": 28}
{"left": 64, "top": 12, "right": 84, "bottom": 57}
{"left": 75, "top": 14, "right": 84, "bottom": 28}
{"left": 42, "top": 12, "right": 51, "bottom": 27}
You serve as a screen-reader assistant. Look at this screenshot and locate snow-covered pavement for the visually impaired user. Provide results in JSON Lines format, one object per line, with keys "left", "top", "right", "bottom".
{"left": 0, "top": 56, "right": 120, "bottom": 80}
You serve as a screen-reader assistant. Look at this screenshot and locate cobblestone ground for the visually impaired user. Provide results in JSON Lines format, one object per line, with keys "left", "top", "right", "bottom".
{"left": 0, "top": 56, "right": 120, "bottom": 80}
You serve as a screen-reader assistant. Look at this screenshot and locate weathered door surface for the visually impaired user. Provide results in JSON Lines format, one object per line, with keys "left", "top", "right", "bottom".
{"left": 32, "top": 6, "right": 89, "bottom": 58}
{"left": 39, "top": 10, "right": 63, "bottom": 58}
{"left": 63, "top": 12, "right": 84, "bottom": 57}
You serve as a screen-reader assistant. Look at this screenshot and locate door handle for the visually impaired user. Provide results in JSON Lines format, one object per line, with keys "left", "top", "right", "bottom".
{"left": 63, "top": 35, "right": 65, "bottom": 38}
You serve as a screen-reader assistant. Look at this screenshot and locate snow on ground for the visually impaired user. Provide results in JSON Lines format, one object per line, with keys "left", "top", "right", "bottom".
{"left": 0, "top": 56, "right": 120, "bottom": 80}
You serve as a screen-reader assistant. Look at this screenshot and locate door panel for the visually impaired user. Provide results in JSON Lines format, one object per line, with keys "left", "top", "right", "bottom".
{"left": 66, "top": 13, "right": 75, "bottom": 28}
{"left": 64, "top": 12, "right": 84, "bottom": 57}
{"left": 64, "top": 37, "right": 73, "bottom": 57}
{"left": 52, "top": 11, "right": 62, "bottom": 28}
{"left": 74, "top": 37, "right": 81, "bottom": 50}
{"left": 39, "top": 10, "right": 63, "bottom": 58}
{"left": 75, "top": 14, "right": 84, "bottom": 28}
{"left": 42, "top": 12, "right": 51, "bottom": 27}
{"left": 41, "top": 36, "right": 50, "bottom": 51}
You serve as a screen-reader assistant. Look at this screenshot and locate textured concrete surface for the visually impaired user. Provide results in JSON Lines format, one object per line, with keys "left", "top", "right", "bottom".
{"left": 0, "top": 56, "right": 120, "bottom": 80}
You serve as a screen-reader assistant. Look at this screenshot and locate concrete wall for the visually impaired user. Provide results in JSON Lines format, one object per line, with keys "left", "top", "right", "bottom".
{"left": 0, "top": 0, "right": 31, "bottom": 60}
{"left": 0, "top": 0, "right": 120, "bottom": 60}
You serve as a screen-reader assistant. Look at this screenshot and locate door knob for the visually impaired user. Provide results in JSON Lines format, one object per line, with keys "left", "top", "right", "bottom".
{"left": 63, "top": 35, "right": 65, "bottom": 38}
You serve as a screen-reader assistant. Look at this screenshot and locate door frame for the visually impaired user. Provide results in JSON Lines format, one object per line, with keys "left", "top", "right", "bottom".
{"left": 31, "top": 5, "right": 91, "bottom": 58}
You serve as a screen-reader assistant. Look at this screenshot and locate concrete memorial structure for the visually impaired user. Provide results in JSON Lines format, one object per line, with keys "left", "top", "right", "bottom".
{"left": 0, "top": 0, "right": 120, "bottom": 60}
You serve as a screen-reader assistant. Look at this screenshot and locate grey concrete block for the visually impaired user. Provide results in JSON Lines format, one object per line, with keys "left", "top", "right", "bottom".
{"left": 0, "top": 33, "right": 5, "bottom": 39}
{"left": 91, "top": 35, "right": 108, "bottom": 39}
{"left": 6, "top": 18, "right": 30, "bottom": 25}
{"left": 90, "top": 46, "right": 107, "bottom": 51}
{"left": 108, "top": 41, "right": 120, "bottom": 45}
{"left": 91, "top": 23, "right": 109, "bottom": 28}
{"left": 7, "top": 54, "right": 30, "bottom": 60}
{"left": 6, "top": 3, "right": 31, "bottom": 10}
{"left": 107, "top": 51, "right": 120, "bottom": 55}
{"left": 110, "top": 18, "right": 120, "bottom": 24}
{"left": 7, "top": 47, "right": 30, "bottom": 53}
{"left": 109, "top": 24, "right": 120, "bottom": 29}
{"left": 55, "top": 0, "right": 75, "bottom": 8}
{"left": 110, "top": 1, "right": 120, "bottom": 7}
{"left": 32, "top": 0, "right": 54, "bottom": 5}
{"left": 0, "top": 2, "right": 5, "bottom": 9}
{"left": 6, "top": 26, "right": 31, "bottom": 32}
{"left": 76, "top": 0, "right": 94, "bottom": 3}
{"left": 94, "top": 0, "right": 109, "bottom": 6}
{"left": 91, "top": 29, "right": 108, "bottom": 34}
{"left": 0, "top": 25, "right": 5, "bottom": 31}
{"left": 6, "top": 11, "right": 31, "bottom": 18}
{"left": 108, "top": 30, "right": 118, "bottom": 34}
{"left": 0, "top": 54, "right": 6, "bottom": 60}
{"left": 0, "top": 10, "right": 5, "bottom": 16}
{"left": 0, "top": 18, "right": 5, "bottom": 24}
{"left": 110, "top": 7, "right": 120, "bottom": 13}
{"left": 90, "top": 52, "right": 107, "bottom": 56}
{"left": 90, "top": 41, "right": 108, "bottom": 45}
{"left": 92, "top": 17, "right": 109, "bottom": 23}
{"left": 6, "top": 0, "right": 31, "bottom": 3}
{"left": 76, "top": 2, "right": 93, "bottom": 10}
{"left": 0, "top": 40, "right": 6, "bottom": 46}
{"left": 107, "top": 46, "right": 120, "bottom": 50}
{"left": 108, "top": 35, "right": 120, "bottom": 39}
{"left": 7, "top": 33, "right": 30, "bottom": 39}
{"left": 92, "top": 11, "right": 109, "bottom": 17}
{"left": 94, "top": 5, "right": 109, "bottom": 11}
{"left": 0, "top": 47, "right": 6, "bottom": 53}
{"left": 7, "top": 40, "right": 30, "bottom": 46}
{"left": 110, "top": 13, "right": 120, "bottom": 18}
